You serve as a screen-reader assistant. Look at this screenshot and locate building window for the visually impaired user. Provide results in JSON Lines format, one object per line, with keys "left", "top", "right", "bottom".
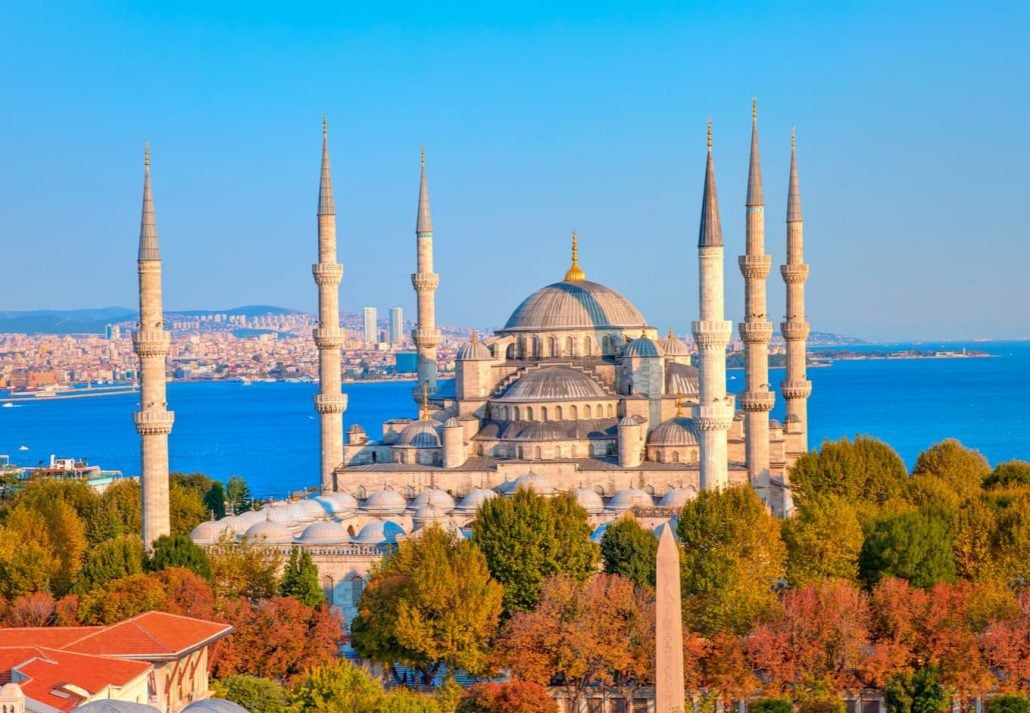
{"left": 584, "top": 337, "right": 593, "bottom": 356}
{"left": 584, "top": 404, "right": 592, "bottom": 419}
{"left": 566, "top": 337, "right": 575, "bottom": 356}
{"left": 556, "top": 405, "right": 563, "bottom": 420}
{"left": 541, "top": 406, "right": 548, "bottom": 421}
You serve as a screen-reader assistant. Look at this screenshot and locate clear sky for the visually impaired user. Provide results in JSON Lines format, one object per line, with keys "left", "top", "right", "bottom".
{"left": 2, "top": 1, "right": 1028, "bottom": 341}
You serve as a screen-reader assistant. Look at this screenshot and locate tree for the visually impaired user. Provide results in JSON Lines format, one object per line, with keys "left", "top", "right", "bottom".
{"left": 953, "top": 498, "right": 1001, "bottom": 583}
{"left": 991, "top": 497, "right": 1030, "bottom": 585}
{"left": 985, "top": 696, "right": 1030, "bottom": 713}
{"left": 985, "top": 461, "right": 1030, "bottom": 490}
{"left": 170, "top": 472, "right": 215, "bottom": 500}
{"left": 279, "top": 547, "right": 325, "bottom": 607}
{"left": 351, "top": 525, "right": 503, "bottom": 683}
{"left": 0, "top": 591, "right": 56, "bottom": 626}
{"left": 789, "top": 436, "right": 909, "bottom": 510}
{"left": 74, "top": 567, "right": 216, "bottom": 624}
{"left": 226, "top": 475, "right": 252, "bottom": 513}
{"left": 749, "top": 699, "right": 794, "bottom": 713}
{"left": 457, "top": 681, "right": 558, "bottom": 713}
{"left": 471, "top": 489, "right": 597, "bottom": 615}
{"left": 885, "top": 667, "right": 948, "bottom": 713}
{"left": 287, "top": 659, "right": 383, "bottom": 712}
{"left": 170, "top": 480, "right": 209, "bottom": 536}
{"left": 374, "top": 689, "right": 441, "bottom": 713}
{"left": 0, "top": 514, "right": 58, "bottom": 598}
{"left": 677, "top": 485, "right": 787, "bottom": 635}
{"left": 600, "top": 516, "right": 658, "bottom": 588}
{"left": 0, "top": 500, "right": 86, "bottom": 597}
{"left": 912, "top": 439, "right": 990, "bottom": 501}
{"left": 209, "top": 531, "right": 282, "bottom": 600}
{"left": 859, "top": 509, "right": 957, "bottom": 588}
{"left": 783, "top": 495, "right": 864, "bottom": 585}
{"left": 95, "top": 479, "right": 142, "bottom": 542}
{"left": 212, "top": 675, "right": 288, "bottom": 713}
{"left": 204, "top": 480, "right": 228, "bottom": 520}
{"left": 149, "top": 533, "right": 212, "bottom": 580}
{"left": 77, "top": 533, "right": 145, "bottom": 591}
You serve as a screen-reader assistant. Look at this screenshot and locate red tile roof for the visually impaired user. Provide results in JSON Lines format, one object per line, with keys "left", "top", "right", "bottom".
{"left": 0, "top": 627, "right": 100, "bottom": 649}
{"left": 62, "top": 611, "right": 232, "bottom": 660}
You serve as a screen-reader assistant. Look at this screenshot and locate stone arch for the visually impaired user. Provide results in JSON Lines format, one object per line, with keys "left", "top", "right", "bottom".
{"left": 556, "top": 405, "right": 563, "bottom": 420}
{"left": 606, "top": 404, "right": 614, "bottom": 418}
{"left": 357, "top": 485, "right": 367, "bottom": 499}
{"left": 513, "top": 406, "right": 521, "bottom": 421}
{"left": 566, "top": 336, "right": 575, "bottom": 356}
{"left": 506, "top": 343, "right": 515, "bottom": 360}
{"left": 548, "top": 336, "right": 558, "bottom": 356}
{"left": 584, "top": 404, "right": 592, "bottom": 419}
{"left": 541, "top": 406, "right": 549, "bottom": 421}
{"left": 584, "top": 336, "right": 593, "bottom": 356}
{"left": 534, "top": 446, "right": 542, "bottom": 460}
{"left": 596, "top": 403, "right": 603, "bottom": 417}
{"left": 570, "top": 404, "right": 578, "bottom": 420}
{"left": 530, "top": 336, "right": 540, "bottom": 357}
{"left": 673, "top": 450, "right": 680, "bottom": 463}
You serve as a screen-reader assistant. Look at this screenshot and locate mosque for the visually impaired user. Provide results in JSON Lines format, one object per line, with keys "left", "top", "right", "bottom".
{"left": 135, "top": 104, "right": 811, "bottom": 610}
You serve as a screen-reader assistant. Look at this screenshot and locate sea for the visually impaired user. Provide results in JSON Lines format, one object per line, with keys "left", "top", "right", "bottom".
{"left": 2, "top": 341, "right": 1029, "bottom": 501}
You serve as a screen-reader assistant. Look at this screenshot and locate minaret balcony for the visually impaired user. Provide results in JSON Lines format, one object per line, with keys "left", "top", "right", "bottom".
{"left": 738, "top": 254, "right": 772, "bottom": 279}
{"left": 312, "top": 263, "right": 343, "bottom": 285}
{"left": 738, "top": 390, "right": 776, "bottom": 412}
{"left": 738, "top": 321, "right": 773, "bottom": 343}
{"left": 312, "top": 328, "right": 346, "bottom": 349}
{"left": 781, "top": 379, "right": 813, "bottom": 399}
{"left": 314, "top": 393, "right": 348, "bottom": 414}
{"left": 411, "top": 273, "right": 440, "bottom": 292}
{"left": 133, "top": 330, "right": 170, "bottom": 357}
{"left": 691, "top": 320, "right": 732, "bottom": 348}
{"left": 411, "top": 328, "right": 442, "bottom": 349}
{"left": 780, "top": 264, "right": 810, "bottom": 284}
{"left": 692, "top": 400, "right": 735, "bottom": 431}
{"left": 780, "top": 321, "right": 811, "bottom": 341}
{"left": 134, "top": 410, "right": 175, "bottom": 435}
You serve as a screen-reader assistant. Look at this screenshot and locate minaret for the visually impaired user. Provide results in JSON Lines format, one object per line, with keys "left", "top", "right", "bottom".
{"left": 738, "top": 99, "right": 775, "bottom": 498}
{"left": 781, "top": 129, "right": 812, "bottom": 453}
{"left": 312, "top": 116, "right": 347, "bottom": 492}
{"left": 692, "top": 122, "right": 734, "bottom": 490}
{"left": 411, "top": 147, "right": 441, "bottom": 401}
{"left": 133, "top": 144, "right": 174, "bottom": 547}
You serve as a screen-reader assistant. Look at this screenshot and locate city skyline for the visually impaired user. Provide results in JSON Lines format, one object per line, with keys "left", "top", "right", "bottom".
{"left": 2, "top": 2, "right": 1029, "bottom": 341}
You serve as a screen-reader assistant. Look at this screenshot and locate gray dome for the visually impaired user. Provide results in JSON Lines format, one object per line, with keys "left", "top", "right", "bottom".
{"left": 266, "top": 503, "right": 303, "bottom": 524}
{"left": 457, "top": 339, "right": 492, "bottom": 360}
{"left": 501, "top": 280, "right": 647, "bottom": 333}
{"left": 297, "top": 520, "right": 349, "bottom": 545}
{"left": 512, "top": 472, "right": 555, "bottom": 496}
{"left": 230, "top": 509, "right": 266, "bottom": 532}
{"left": 190, "top": 518, "right": 235, "bottom": 544}
{"left": 319, "top": 492, "right": 359, "bottom": 513}
{"left": 659, "top": 487, "right": 697, "bottom": 509}
{"left": 624, "top": 336, "right": 663, "bottom": 358}
{"left": 412, "top": 488, "right": 455, "bottom": 512}
{"left": 648, "top": 418, "right": 701, "bottom": 446}
{"left": 363, "top": 489, "right": 407, "bottom": 514}
{"left": 607, "top": 488, "right": 654, "bottom": 511}
{"left": 661, "top": 331, "right": 690, "bottom": 356}
{"left": 618, "top": 414, "right": 646, "bottom": 427}
{"left": 353, "top": 520, "right": 406, "bottom": 545}
{"left": 397, "top": 419, "right": 441, "bottom": 447}
{"left": 457, "top": 487, "right": 499, "bottom": 512}
{"left": 244, "top": 519, "right": 294, "bottom": 544}
{"left": 665, "top": 363, "right": 700, "bottom": 398}
{"left": 74, "top": 703, "right": 161, "bottom": 713}
{"left": 413, "top": 503, "right": 449, "bottom": 527}
{"left": 443, "top": 417, "right": 462, "bottom": 428}
{"left": 295, "top": 498, "right": 328, "bottom": 520}
{"left": 498, "top": 366, "right": 609, "bottom": 402}
{"left": 574, "top": 487, "right": 604, "bottom": 514}
{"left": 182, "top": 701, "right": 250, "bottom": 713}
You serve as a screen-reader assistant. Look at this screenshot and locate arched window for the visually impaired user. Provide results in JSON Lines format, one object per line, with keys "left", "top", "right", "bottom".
{"left": 597, "top": 404, "right": 603, "bottom": 417}
{"left": 673, "top": 450, "right": 680, "bottom": 463}
{"left": 534, "top": 447, "right": 542, "bottom": 459}
{"left": 506, "top": 343, "right": 515, "bottom": 360}
{"left": 541, "top": 406, "right": 548, "bottom": 421}
{"left": 556, "top": 405, "right": 563, "bottom": 420}
{"left": 606, "top": 404, "right": 614, "bottom": 418}
{"left": 513, "top": 406, "right": 520, "bottom": 421}
{"left": 584, "top": 404, "right": 592, "bottom": 419}
{"left": 405, "top": 485, "right": 415, "bottom": 499}
{"left": 570, "top": 404, "right": 578, "bottom": 420}
{"left": 517, "top": 446, "right": 524, "bottom": 459}
{"left": 549, "top": 336, "right": 558, "bottom": 356}
{"left": 531, "top": 336, "right": 540, "bottom": 357}
{"left": 357, "top": 485, "right": 367, "bottom": 499}
{"left": 566, "top": 337, "right": 575, "bottom": 356}
{"left": 602, "top": 335, "right": 613, "bottom": 355}
{"left": 526, "top": 406, "right": 534, "bottom": 421}
{"left": 584, "top": 337, "right": 593, "bottom": 356}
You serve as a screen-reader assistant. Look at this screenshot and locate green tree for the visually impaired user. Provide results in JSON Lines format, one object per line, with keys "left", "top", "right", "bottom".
{"left": 912, "top": 439, "right": 990, "bottom": 501}
{"left": 170, "top": 480, "right": 210, "bottom": 536}
{"left": 985, "top": 461, "right": 1030, "bottom": 489}
{"left": 288, "top": 659, "right": 384, "bottom": 712}
{"left": 885, "top": 666, "right": 949, "bottom": 713}
{"left": 750, "top": 699, "right": 794, "bottom": 713}
{"left": 209, "top": 531, "right": 282, "bottom": 600}
{"left": 992, "top": 497, "right": 1030, "bottom": 584}
{"left": 953, "top": 498, "right": 1000, "bottom": 582}
{"left": 985, "top": 696, "right": 1030, "bottom": 713}
{"left": 2, "top": 500, "right": 87, "bottom": 596}
{"left": 149, "top": 533, "right": 212, "bottom": 580}
{"left": 95, "top": 479, "right": 143, "bottom": 541}
{"left": 0, "top": 521, "right": 57, "bottom": 598}
{"left": 170, "top": 472, "right": 214, "bottom": 499}
{"left": 227, "top": 475, "right": 253, "bottom": 513}
{"left": 77, "top": 533, "right": 145, "bottom": 591}
{"left": 204, "top": 480, "right": 228, "bottom": 520}
{"left": 600, "top": 516, "right": 658, "bottom": 588}
{"left": 471, "top": 489, "right": 597, "bottom": 614}
{"left": 906, "top": 475, "right": 963, "bottom": 513}
{"left": 859, "top": 509, "right": 957, "bottom": 588}
{"left": 782, "top": 494, "right": 864, "bottom": 585}
{"left": 352, "top": 524, "right": 503, "bottom": 683}
{"left": 212, "top": 675, "right": 288, "bottom": 713}
{"left": 790, "top": 436, "right": 909, "bottom": 510}
{"left": 676, "top": 485, "right": 786, "bottom": 635}
{"left": 279, "top": 547, "right": 325, "bottom": 607}
{"left": 374, "top": 689, "right": 441, "bottom": 713}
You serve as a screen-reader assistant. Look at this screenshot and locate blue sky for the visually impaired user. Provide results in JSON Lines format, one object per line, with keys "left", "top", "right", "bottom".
{"left": 2, "top": 1, "right": 1027, "bottom": 340}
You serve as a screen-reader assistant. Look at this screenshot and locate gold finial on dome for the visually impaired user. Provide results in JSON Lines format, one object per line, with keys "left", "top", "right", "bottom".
{"left": 667, "top": 325, "right": 674, "bottom": 340}
{"left": 675, "top": 390, "right": 684, "bottom": 418}
{"left": 564, "top": 230, "right": 586, "bottom": 282}
{"left": 419, "top": 384, "right": 430, "bottom": 420}
{"left": 471, "top": 329, "right": 479, "bottom": 344}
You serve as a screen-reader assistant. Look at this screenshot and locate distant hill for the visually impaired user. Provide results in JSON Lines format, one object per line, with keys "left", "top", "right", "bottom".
{"left": 0, "top": 305, "right": 307, "bottom": 334}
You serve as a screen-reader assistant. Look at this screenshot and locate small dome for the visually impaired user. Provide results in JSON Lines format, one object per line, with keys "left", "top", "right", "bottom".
{"left": 665, "top": 362, "right": 700, "bottom": 398}
{"left": 353, "top": 520, "right": 406, "bottom": 545}
{"left": 229, "top": 509, "right": 265, "bottom": 532}
{"left": 397, "top": 419, "right": 441, "bottom": 447}
{"left": 412, "top": 488, "right": 455, "bottom": 512}
{"left": 590, "top": 523, "right": 610, "bottom": 543}
{"left": 74, "top": 703, "right": 160, "bottom": 713}
{"left": 363, "top": 489, "right": 408, "bottom": 514}
{"left": 607, "top": 488, "right": 654, "bottom": 511}
{"left": 512, "top": 472, "right": 555, "bottom": 496}
{"left": 456, "top": 334, "right": 492, "bottom": 361}
{"left": 266, "top": 504, "right": 298, "bottom": 524}
{"left": 181, "top": 701, "right": 250, "bottom": 713}
{"left": 661, "top": 329, "right": 690, "bottom": 356}
{"left": 297, "top": 520, "right": 349, "bottom": 545}
{"left": 443, "top": 417, "right": 461, "bottom": 428}
{"left": 624, "top": 336, "right": 663, "bottom": 358}
{"left": 295, "top": 498, "right": 328, "bottom": 520}
{"left": 457, "top": 487, "right": 499, "bottom": 512}
{"left": 413, "top": 503, "right": 449, "bottom": 527}
{"left": 244, "top": 519, "right": 294, "bottom": 544}
{"left": 618, "top": 414, "right": 645, "bottom": 427}
{"left": 659, "top": 487, "right": 697, "bottom": 509}
{"left": 769, "top": 419, "right": 783, "bottom": 430}
{"left": 648, "top": 418, "right": 701, "bottom": 447}
{"left": 348, "top": 423, "right": 367, "bottom": 435}
{"left": 190, "top": 518, "right": 235, "bottom": 544}
{"left": 319, "top": 492, "right": 359, "bottom": 513}
{"left": 498, "top": 366, "right": 609, "bottom": 402}
{"left": 574, "top": 487, "right": 604, "bottom": 514}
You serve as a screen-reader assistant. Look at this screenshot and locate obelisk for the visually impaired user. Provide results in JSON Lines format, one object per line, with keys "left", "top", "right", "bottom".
{"left": 656, "top": 523, "right": 685, "bottom": 713}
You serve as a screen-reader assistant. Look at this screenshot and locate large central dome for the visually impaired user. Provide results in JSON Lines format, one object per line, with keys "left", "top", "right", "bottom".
{"left": 501, "top": 279, "right": 647, "bottom": 333}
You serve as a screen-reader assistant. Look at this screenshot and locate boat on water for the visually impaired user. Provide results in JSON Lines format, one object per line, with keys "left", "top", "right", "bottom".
{"left": 2, "top": 402, "right": 14, "bottom": 408}
{"left": 240, "top": 377, "right": 252, "bottom": 386}
{"left": 19, "top": 445, "right": 29, "bottom": 451}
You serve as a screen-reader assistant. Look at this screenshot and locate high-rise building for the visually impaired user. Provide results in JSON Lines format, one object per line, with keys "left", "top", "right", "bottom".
{"left": 389, "top": 307, "right": 403, "bottom": 346}
{"left": 363, "top": 307, "right": 377, "bottom": 344}
{"left": 105, "top": 324, "right": 121, "bottom": 340}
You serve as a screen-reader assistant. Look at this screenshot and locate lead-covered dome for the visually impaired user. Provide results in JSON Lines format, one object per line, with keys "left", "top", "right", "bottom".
{"left": 397, "top": 419, "right": 441, "bottom": 448}
{"left": 498, "top": 366, "right": 609, "bottom": 402}
{"left": 353, "top": 520, "right": 406, "bottom": 545}
{"left": 244, "top": 519, "right": 294, "bottom": 544}
{"left": 501, "top": 280, "right": 647, "bottom": 333}
{"left": 363, "top": 489, "right": 408, "bottom": 514}
{"left": 624, "top": 336, "right": 663, "bottom": 358}
{"left": 297, "top": 520, "right": 349, "bottom": 545}
{"left": 648, "top": 417, "right": 701, "bottom": 446}
{"left": 607, "top": 488, "right": 654, "bottom": 511}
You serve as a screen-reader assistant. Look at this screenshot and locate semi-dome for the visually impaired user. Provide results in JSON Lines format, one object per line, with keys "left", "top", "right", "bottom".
{"left": 659, "top": 487, "right": 697, "bottom": 509}
{"left": 498, "top": 366, "right": 609, "bottom": 402}
{"left": 501, "top": 280, "right": 647, "bottom": 333}
{"left": 574, "top": 487, "right": 604, "bottom": 514}
{"left": 511, "top": 472, "right": 555, "bottom": 496}
{"left": 190, "top": 518, "right": 235, "bottom": 544}
{"left": 353, "top": 520, "right": 406, "bottom": 545}
{"left": 661, "top": 328, "right": 690, "bottom": 356}
{"left": 244, "top": 519, "right": 294, "bottom": 544}
{"left": 397, "top": 419, "right": 441, "bottom": 448}
{"left": 363, "top": 489, "right": 407, "bottom": 514}
{"left": 666, "top": 363, "right": 700, "bottom": 398}
{"left": 319, "top": 491, "right": 359, "bottom": 513}
{"left": 457, "top": 487, "right": 499, "bottom": 512}
{"left": 412, "top": 488, "right": 456, "bottom": 512}
{"left": 607, "top": 488, "right": 654, "bottom": 511}
{"left": 297, "top": 520, "right": 349, "bottom": 545}
{"left": 648, "top": 417, "right": 701, "bottom": 446}
{"left": 624, "top": 336, "right": 663, "bottom": 358}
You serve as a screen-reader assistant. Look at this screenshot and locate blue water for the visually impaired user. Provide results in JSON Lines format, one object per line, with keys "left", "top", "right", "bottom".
{"left": 2, "top": 342, "right": 1028, "bottom": 499}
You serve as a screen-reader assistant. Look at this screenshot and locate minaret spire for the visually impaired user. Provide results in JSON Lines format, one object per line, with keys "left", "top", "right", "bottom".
{"left": 312, "top": 117, "right": 347, "bottom": 492}
{"left": 133, "top": 144, "right": 174, "bottom": 547}
{"left": 738, "top": 98, "right": 775, "bottom": 504}
{"left": 412, "top": 147, "right": 442, "bottom": 402}
{"left": 564, "top": 230, "right": 586, "bottom": 281}
{"left": 692, "top": 122, "right": 734, "bottom": 491}
{"left": 781, "top": 129, "right": 812, "bottom": 458}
